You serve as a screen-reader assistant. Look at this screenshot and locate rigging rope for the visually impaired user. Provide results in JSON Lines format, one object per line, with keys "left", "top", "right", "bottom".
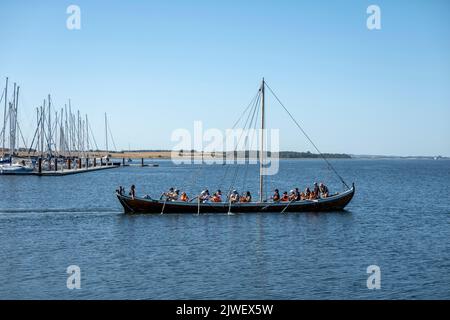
{"left": 16, "top": 122, "right": 28, "bottom": 152}
{"left": 88, "top": 121, "right": 99, "bottom": 152}
{"left": 219, "top": 90, "right": 260, "bottom": 192}
{"left": 108, "top": 124, "right": 117, "bottom": 152}
{"left": 241, "top": 91, "right": 260, "bottom": 193}
{"left": 0, "top": 88, "right": 4, "bottom": 105}
{"left": 187, "top": 89, "right": 261, "bottom": 197}
{"left": 226, "top": 90, "right": 261, "bottom": 196}
{"left": 27, "top": 110, "right": 43, "bottom": 155}
{"left": 264, "top": 81, "right": 350, "bottom": 190}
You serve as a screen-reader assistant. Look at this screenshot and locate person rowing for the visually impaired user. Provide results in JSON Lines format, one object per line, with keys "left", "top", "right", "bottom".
{"left": 294, "top": 188, "right": 301, "bottom": 201}
{"left": 281, "top": 191, "right": 289, "bottom": 202}
{"left": 303, "top": 187, "right": 311, "bottom": 200}
{"left": 271, "top": 189, "right": 280, "bottom": 202}
{"left": 229, "top": 190, "right": 239, "bottom": 203}
{"left": 240, "top": 191, "right": 252, "bottom": 203}
{"left": 180, "top": 192, "right": 189, "bottom": 202}
{"left": 160, "top": 187, "right": 174, "bottom": 200}
{"left": 212, "top": 190, "right": 223, "bottom": 202}
{"left": 165, "top": 188, "right": 180, "bottom": 201}
{"left": 171, "top": 189, "right": 180, "bottom": 201}
{"left": 288, "top": 189, "right": 298, "bottom": 201}
{"left": 199, "top": 189, "right": 210, "bottom": 203}
{"left": 313, "top": 182, "right": 320, "bottom": 198}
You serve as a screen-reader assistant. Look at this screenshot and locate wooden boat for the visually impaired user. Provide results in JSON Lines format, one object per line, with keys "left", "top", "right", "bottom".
{"left": 116, "top": 79, "right": 355, "bottom": 214}
{"left": 116, "top": 184, "right": 354, "bottom": 214}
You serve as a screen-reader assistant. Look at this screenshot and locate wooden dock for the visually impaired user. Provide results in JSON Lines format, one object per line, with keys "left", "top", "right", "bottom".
{"left": 34, "top": 164, "right": 119, "bottom": 176}
{"left": 1, "top": 157, "right": 158, "bottom": 176}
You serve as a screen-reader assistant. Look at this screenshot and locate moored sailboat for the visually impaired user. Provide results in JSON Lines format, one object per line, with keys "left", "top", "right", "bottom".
{"left": 0, "top": 162, "right": 34, "bottom": 175}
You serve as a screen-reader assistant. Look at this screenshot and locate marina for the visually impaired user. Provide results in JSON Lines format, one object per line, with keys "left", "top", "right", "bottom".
{"left": 0, "top": 77, "right": 129, "bottom": 176}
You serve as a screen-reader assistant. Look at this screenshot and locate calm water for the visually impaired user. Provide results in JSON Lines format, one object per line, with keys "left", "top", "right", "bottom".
{"left": 0, "top": 159, "right": 449, "bottom": 299}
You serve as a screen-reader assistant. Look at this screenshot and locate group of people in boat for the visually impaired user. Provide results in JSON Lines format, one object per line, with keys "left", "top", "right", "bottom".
{"left": 198, "top": 189, "right": 253, "bottom": 203}
{"left": 155, "top": 188, "right": 253, "bottom": 204}
{"left": 118, "top": 182, "right": 330, "bottom": 203}
{"left": 270, "top": 182, "right": 329, "bottom": 202}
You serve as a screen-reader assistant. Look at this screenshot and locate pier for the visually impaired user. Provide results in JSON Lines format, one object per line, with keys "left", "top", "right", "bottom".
{"left": 0, "top": 156, "right": 160, "bottom": 176}
{"left": 34, "top": 164, "right": 119, "bottom": 176}
{"left": 32, "top": 156, "right": 121, "bottom": 176}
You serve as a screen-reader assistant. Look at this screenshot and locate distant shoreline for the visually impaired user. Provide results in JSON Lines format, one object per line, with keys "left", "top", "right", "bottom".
{"left": 7, "top": 150, "right": 448, "bottom": 160}
{"left": 108, "top": 151, "right": 448, "bottom": 160}
{"left": 107, "top": 150, "right": 352, "bottom": 160}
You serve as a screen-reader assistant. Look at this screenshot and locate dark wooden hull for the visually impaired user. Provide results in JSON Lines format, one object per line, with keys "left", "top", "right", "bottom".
{"left": 116, "top": 185, "right": 355, "bottom": 214}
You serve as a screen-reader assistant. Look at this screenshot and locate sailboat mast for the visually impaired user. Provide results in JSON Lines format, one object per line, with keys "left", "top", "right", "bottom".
{"left": 86, "top": 114, "right": 89, "bottom": 157}
{"left": 15, "top": 86, "right": 20, "bottom": 153}
{"left": 48, "top": 94, "right": 52, "bottom": 157}
{"left": 10, "top": 83, "right": 16, "bottom": 156}
{"left": 259, "top": 78, "right": 265, "bottom": 202}
{"left": 105, "top": 112, "right": 108, "bottom": 154}
{"left": 40, "top": 104, "right": 44, "bottom": 157}
{"left": 2, "top": 77, "right": 7, "bottom": 156}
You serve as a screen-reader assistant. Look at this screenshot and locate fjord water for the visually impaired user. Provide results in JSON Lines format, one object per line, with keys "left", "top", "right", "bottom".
{"left": 0, "top": 159, "right": 449, "bottom": 299}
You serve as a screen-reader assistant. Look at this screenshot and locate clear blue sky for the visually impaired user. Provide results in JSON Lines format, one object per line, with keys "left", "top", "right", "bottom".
{"left": 1, "top": 0, "right": 449, "bottom": 156}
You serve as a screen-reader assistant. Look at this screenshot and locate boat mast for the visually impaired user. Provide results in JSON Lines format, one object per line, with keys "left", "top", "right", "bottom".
{"left": 86, "top": 114, "right": 89, "bottom": 157}
{"left": 15, "top": 86, "right": 19, "bottom": 154}
{"left": 10, "top": 83, "right": 16, "bottom": 156}
{"left": 64, "top": 104, "right": 69, "bottom": 154}
{"left": 77, "top": 110, "right": 81, "bottom": 155}
{"left": 68, "top": 100, "right": 72, "bottom": 152}
{"left": 259, "top": 78, "right": 265, "bottom": 202}
{"left": 40, "top": 103, "right": 44, "bottom": 157}
{"left": 60, "top": 107, "right": 64, "bottom": 155}
{"left": 35, "top": 107, "right": 39, "bottom": 156}
{"left": 105, "top": 112, "right": 108, "bottom": 155}
{"left": 2, "top": 77, "right": 7, "bottom": 156}
{"left": 48, "top": 94, "right": 52, "bottom": 157}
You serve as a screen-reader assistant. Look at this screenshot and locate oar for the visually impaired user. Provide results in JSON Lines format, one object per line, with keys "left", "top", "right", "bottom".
{"left": 197, "top": 197, "right": 200, "bottom": 215}
{"left": 227, "top": 199, "right": 233, "bottom": 215}
{"left": 261, "top": 199, "right": 275, "bottom": 211}
{"left": 189, "top": 196, "right": 199, "bottom": 203}
{"left": 160, "top": 200, "right": 167, "bottom": 214}
{"left": 281, "top": 199, "right": 295, "bottom": 214}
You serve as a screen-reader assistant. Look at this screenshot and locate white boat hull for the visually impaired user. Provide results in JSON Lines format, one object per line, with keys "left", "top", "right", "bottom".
{"left": 0, "top": 165, "right": 34, "bottom": 175}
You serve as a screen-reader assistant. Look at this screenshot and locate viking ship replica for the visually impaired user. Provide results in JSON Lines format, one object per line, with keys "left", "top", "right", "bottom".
{"left": 116, "top": 79, "right": 355, "bottom": 214}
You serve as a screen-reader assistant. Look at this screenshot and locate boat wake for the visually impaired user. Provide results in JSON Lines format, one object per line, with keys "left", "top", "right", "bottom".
{"left": 0, "top": 207, "right": 121, "bottom": 214}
